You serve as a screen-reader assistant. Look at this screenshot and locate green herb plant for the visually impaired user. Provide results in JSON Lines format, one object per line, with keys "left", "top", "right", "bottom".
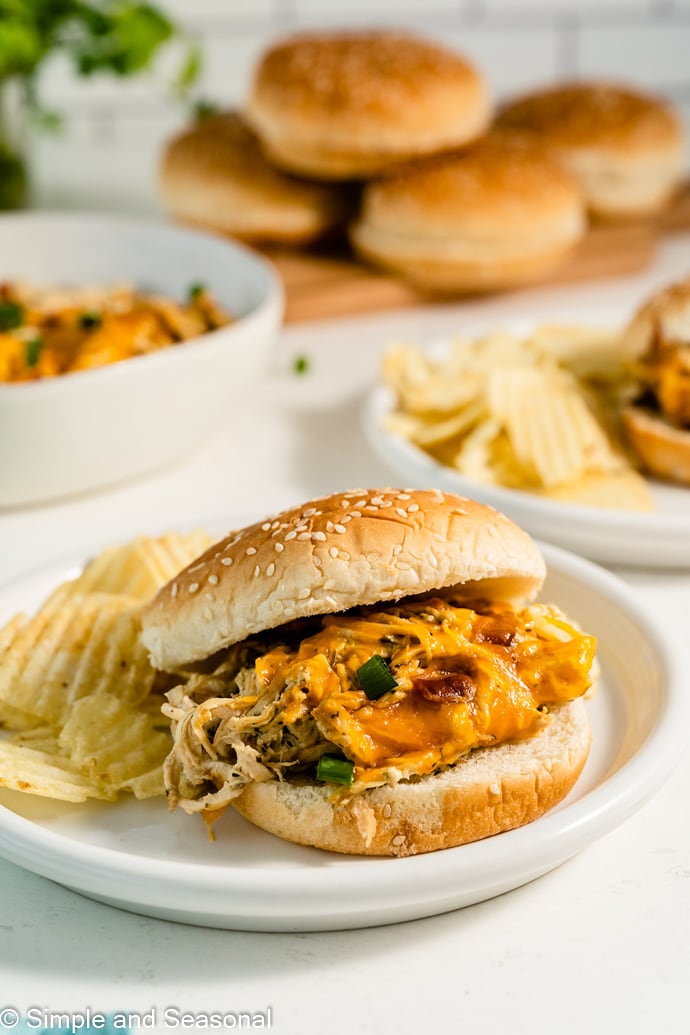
{"left": 0, "top": 0, "right": 201, "bottom": 209}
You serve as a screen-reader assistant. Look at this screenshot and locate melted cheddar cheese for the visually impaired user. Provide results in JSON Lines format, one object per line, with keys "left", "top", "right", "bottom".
{"left": 248, "top": 596, "right": 596, "bottom": 788}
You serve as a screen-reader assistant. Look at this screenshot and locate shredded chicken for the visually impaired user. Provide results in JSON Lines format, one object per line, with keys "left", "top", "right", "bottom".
{"left": 162, "top": 596, "right": 596, "bottom": 816}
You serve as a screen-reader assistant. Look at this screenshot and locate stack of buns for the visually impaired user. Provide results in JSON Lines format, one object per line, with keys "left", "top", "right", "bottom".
{"left": 159, "top": 29, "right": 686, "bottom": 294}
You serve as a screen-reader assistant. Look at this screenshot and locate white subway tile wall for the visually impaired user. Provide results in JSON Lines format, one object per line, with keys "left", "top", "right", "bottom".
{"left": 30, "top": 0, "right": 690, "bottom": 211}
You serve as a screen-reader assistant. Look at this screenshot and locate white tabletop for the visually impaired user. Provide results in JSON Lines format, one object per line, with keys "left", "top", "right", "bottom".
{"left": 1, "top": 236, "right": 689, "bottom": 1034}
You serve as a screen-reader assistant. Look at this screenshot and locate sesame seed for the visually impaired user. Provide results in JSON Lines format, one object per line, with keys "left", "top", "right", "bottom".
{"left": 203, "top": 607, "right": 213, "bottom": 621}
{"left": 313, "top": 556, "right": 322, "bottom": 568}
{"left": 396, "top": 508, "right": 407, "bottom": 518}
{"left": 221, "top": 557, "right": 233, "bottom": 566}
{"left": 271, "top": 521, "right": 280, "bottom": 529}
{"left": 171, "top": 583, "right": 178, "bottom": 598}
{"left": 407, "top": 503, "right": 420, "bottom": 513}
{"left": 392, "top": 835, "right": 406, "bottom": 847}
{"left": 246, "top": 546, "right": 257, "bottom": 556}
{"left": 253, "top": 565, "right": 260, "bottom": 578}
{"left": 297, "top": 532, "right": 311, "bottom": 541}
{"left": 285, "top": 531, "right": 297, "bottom": 541}
{"left": 329, "top": 547, "right": 338, "bottom": 558}
{"left": 371, "top": 495, "right": 385, "bottom": 505}
{"left": 208, "top": 574, "right": 218, "bottom": 585}
{"left": 189, "top": 582, "right": 199, "bottom": 593}
{"left": 382, "top": 804, "right": 392, "bottom": 819}
{"left": 298, "top": 587, "right": 310, "bottom": 599}
{"left": 313, "top": 531, "right": 327, "bottom": 541}
{"left": 379, "top": 500, "right": 393, "bottom": 508}
{"left": 393, "top": 544, "right": 403, "bottom": 555}
{"left": 342, "top": 515, "right": 352, "bottom": 523}
{"left": 324, "top": 579, "right": 336, "bottom": 590}
{"left": 275, "top": 542, "right": 284, "bottom": 552}
{"left": 397, "top": 493, "right": 411, "bottom": 500}
{"left": 303, "top": 508, "right": 317, "bottom": 517}
{"left": 296, "top": 524, "right": 308, "bottom": 533}
{"left": 188, "top": 561, "right": 204, "bottom": 573}
{"left": 266, "top": 562, "right": 276, "bottom": 576}
{"left": 334, "top": 524, "right": 346, "bottom": 534}
{"left": 350, "top": 510, "right": 361, "bottom": 518}
{"left": 326, "top": 521, "right": 335, "bottom": 532}
{"left": 204, "top": 592, "right": 214, "bottom": 601}
{"left": 354, "top": 500, "right": 367, "bottom": 508}
{"left": 261, "top": 522, "right": 271, "bottom": 531}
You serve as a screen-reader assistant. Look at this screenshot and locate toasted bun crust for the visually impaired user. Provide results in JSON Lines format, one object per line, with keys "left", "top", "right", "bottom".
{"left": 159, "top": 112, "right": 349, "bottom": 244}
{"left": 245, "top": 31, "right": 490, "bottom": 179}
{"left": 350, "top": 136, "right": 585, "bottom": 292}
{"left": 232, "top": 699, "right": 590, "bottom": 856}
{"left": 622, "top": 406, "right": 690, "bottom": 485}
{"left": 496, "top": 82, "right": 686, "bottom": 218}
{"left": 622, "top": 275, "right": 690, "bottom": 360}
{"left": 141, "top": 489, "right": 546, "bottom": 671}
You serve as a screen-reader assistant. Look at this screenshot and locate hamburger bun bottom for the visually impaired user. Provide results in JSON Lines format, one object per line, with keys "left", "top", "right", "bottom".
{"left": 622, "top": 406, "right": 690, "bottom": 485}
{"left": 351, "top": 227, "right": 578, "bottom": 293}
{"left": 231, "top": 699, "right": 590, "bottom": 857}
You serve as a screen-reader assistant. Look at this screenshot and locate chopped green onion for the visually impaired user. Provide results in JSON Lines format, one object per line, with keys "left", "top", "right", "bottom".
{"left": 25, "top": 337, "right": 43, "bottom": 367}
{"left": 0, "top": 300, "right": 24, "bottom": 331}
{"left": 357, "top": 655, "right": 398, "bottom": 699}
{"left": 194, "top": 99, "right": 219, "bottom": 121}
{"left": 80, "top": 310, "right": 102, "bottom": 329}
{"left": 292, "top": 355, "right": 310, "bottom": 375}
{"left": 316, "top": 754, "right": 354, "bottom": 785}
{"left": 188, "top": 282, "right": 206, "bottom": 301}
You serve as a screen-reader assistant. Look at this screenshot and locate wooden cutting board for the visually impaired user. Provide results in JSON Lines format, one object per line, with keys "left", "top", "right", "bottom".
{"left": 258, "top": 182, "right": 690, "bottom": 325}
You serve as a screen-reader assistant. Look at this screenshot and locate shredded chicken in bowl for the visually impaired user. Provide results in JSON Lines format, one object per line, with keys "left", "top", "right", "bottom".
{"left": 0, "top": 280, "right": 231, "bottom": 383}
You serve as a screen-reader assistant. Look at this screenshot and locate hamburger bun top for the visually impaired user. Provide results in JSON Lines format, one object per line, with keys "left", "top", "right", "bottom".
{"left": 623, "top": 275, "right": 690, "bottom": 360}
{"left": 497, "top": 81, "right": 684, "bottom": 157}
{"left": 356, "top": 135, "right": 584, "bottom": 244}
{"left": 244, "top": 31, "right": 490, "bottom": 178}
{"left": 141, "top": 489, "right": 546, "bottom": 671}
{"left": 159, "top": 112, "right": 349, "bottom": 243}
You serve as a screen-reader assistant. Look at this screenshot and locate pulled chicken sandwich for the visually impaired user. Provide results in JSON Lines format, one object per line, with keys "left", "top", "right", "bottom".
{"left": 141, "top": 489, "right": 595, "bottom": 857}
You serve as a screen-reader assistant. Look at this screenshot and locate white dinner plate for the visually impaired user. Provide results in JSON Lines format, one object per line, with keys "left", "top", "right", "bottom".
{"left": 0, "top": 544, "right": 685, "bottom": 931}
{"left": 364, "top": 385, "right": 690, "bottom": 569}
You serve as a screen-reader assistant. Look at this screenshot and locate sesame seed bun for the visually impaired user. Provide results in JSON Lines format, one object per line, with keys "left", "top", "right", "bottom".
{"left": 141, "top": 489, "right": 546, "bottom": 672}
{"left": 496, "top": 82, "right": 686, "bottom": 219}
{"left": 232, "top": 699, "right": 590, "bottom": 857}
{"left": 622, "top": 274, "right": 690, "bottom": 360}
{"left": 619, "top": 276, "right": 690, "bottom": 486}
{"left": 159, "top": 112, "right": 351, "bottom": 244}
{"left": 350, "top": 136, "right": 585, "bottom": 293}
{"left": 245, "top": 31, "right": 490, "bottom": 180}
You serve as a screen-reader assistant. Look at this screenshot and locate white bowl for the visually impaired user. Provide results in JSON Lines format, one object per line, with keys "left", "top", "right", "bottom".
{"left": 0, "top": 212, "right": 283, "bottom": 506}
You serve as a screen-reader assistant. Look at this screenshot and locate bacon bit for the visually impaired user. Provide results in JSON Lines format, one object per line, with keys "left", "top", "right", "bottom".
{"left": 412, "top": 670, "right": 476, "bottom": 702}
{"left": 474, "top": 618, "right": 517, "bottom": 647}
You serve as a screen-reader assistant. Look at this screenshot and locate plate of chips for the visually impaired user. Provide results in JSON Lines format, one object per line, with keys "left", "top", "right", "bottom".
{"left": 364, "top": 326, "right": 690, "bottom": 567}
{"left": 0, "top": 533, "right": 685, "bottom": 930}
{"left": 0, "top": 530, "right": 216, "bottom": 804}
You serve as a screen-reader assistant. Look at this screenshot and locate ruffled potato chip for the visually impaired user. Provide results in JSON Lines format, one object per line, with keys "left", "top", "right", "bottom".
{"left": 59, "top": 694, "right": 169, "bottom": 797}
{"left": 381, "top": 326, "right": 654, "bottom": 510}
{"left": 0, "top": 741, "right": 111, "bottom": 802}
{"left": 0, "top": 594, "right": 154, "bottom": 727}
